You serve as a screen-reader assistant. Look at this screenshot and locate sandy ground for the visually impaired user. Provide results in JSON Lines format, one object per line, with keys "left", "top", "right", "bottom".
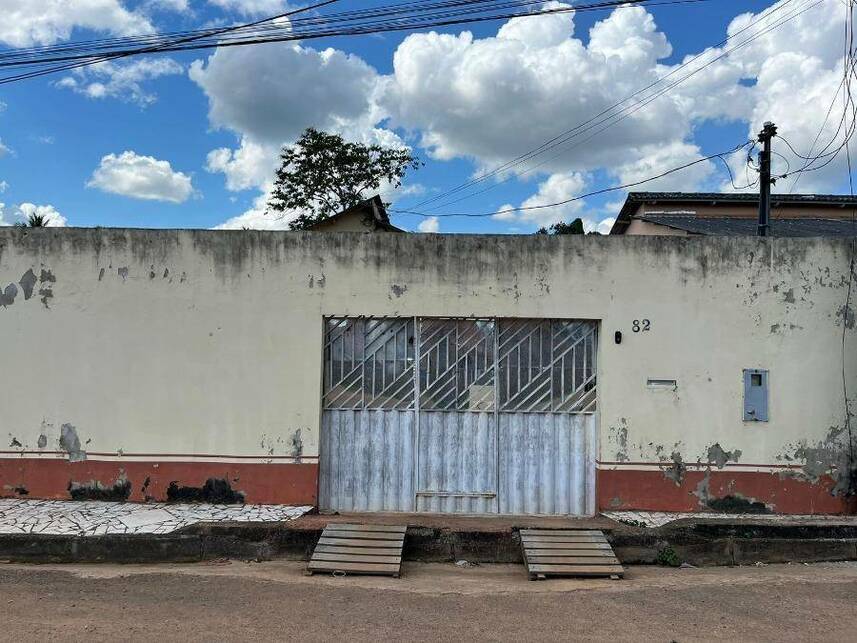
{"left": 1, "top": 560, "right": 856, "bottom": 641}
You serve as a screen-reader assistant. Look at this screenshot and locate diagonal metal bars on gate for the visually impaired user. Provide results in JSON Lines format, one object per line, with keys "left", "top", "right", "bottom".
{"left": 323, "top": 317, "right": 596, "bottom": 413}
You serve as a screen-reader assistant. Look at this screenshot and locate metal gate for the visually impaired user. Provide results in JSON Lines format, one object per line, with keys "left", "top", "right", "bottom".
{"left": 319, "top": 317, "right": 597, "bottom": 515}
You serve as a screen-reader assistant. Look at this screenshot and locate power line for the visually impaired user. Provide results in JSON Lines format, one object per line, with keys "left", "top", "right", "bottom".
{"left": 0, "top": 0, "right": 343, "bottom": 85}
{"left": 0, "top": 0, "right": 706, "bottom": 84}
{"left": 390, "top": 140, "right": 753, "bottom": 217}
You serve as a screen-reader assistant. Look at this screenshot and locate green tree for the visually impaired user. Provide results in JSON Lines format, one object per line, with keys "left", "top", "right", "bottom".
{"left": 267, "top": 128, "right": 421, "bottom": 230}
{"left": 14, "top": 213, "right": 50, "bottom": 227}
{"left": 536, "top": 218, "right": 586, "bottom": 235}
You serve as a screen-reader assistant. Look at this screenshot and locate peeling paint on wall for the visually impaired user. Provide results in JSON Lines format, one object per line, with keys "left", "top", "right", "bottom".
{"left": 783, "top": 425, "right": 856, "bottom": 496}
{"left": 609, "top": 419, "right": 630, "bottom": 462}
{"left": 19, "top": 269, "right": 36, "bottom": 300}
{"left": 692, "top": 468, "right": 712, "bottom": 505}
{"left": 291, "top": 428, "right": 303, "bottom": 462}
{"left": 38, "top": 286, "right": 53, "bottom": 308}
{"left": 389, "top": 284, "right": 408, "bottom": 299}
{"left": 141, "top": 475, "right": 153, "bottom": 502}
{"left": 661, "top": 451, "right": 686, "bottom": 486}
{"left": 0, "top": 282, "right": 18, "bottom": 307}
{"left": 59, "top": 423, "right": 86, "bottom": 462}
{"left": 707, "top": 443, "right": 743, "bottom": 469}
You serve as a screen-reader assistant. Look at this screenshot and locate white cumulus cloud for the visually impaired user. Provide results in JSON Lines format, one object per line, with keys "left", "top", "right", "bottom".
{"left": 417, "top": 216, "right": 440, "bottom": 233}
{"left": 190, "top": 40, "right": 405, "bottom": 227}
{"left": 0, "top": 0, "right": 152, "bottom": 47}
{"left": 668, "top": 0, "right": 852, "bottom": 193}
{"left": 494, "top": 172, "right": 587, "bottom": 227}
{"left": 205, "top": 140, "right": 280, "bottom": 192}
{"left": 190, "top": 42, "right": 385, "bottom": 149}
{"left": 191, "top": 0, "right": 855, "bottom": 230}
{"left": 383, "top": 4, "right": 681, "bottom": 175}
{"left": 87, "top": 151, "right": 194, "bottom": 203}
{"left": 208, "top": 0, "right": 291, "bottom": 16}
{"left": 0, "top": 202, "right": 68, "bottom": 227}
{"left": 57, "top": 58, "right": 184, "bottom": 107}
{"left": 213, "top": 185, "right": 299, "bottom": 229}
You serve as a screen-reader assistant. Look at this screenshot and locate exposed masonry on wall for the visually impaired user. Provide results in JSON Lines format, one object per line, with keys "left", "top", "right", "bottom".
{"left": 607, "top": 415, "right": 786, "bottom": 511}
{"left": 777, "top": 425, "right": 857, "bottom": 497}
{"left": 690, "top": 443, "right": 761, "bottom": 512}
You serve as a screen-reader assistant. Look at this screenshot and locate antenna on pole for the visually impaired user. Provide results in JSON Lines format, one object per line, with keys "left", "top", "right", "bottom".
{"left": 757, "top": 121, "right": 777, "bottom": 237}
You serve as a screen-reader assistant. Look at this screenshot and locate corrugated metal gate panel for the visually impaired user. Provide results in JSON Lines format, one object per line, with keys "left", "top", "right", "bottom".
{"left": 319, "top": 409, "right": 415, "bottom": 512}
{"left": 320, "top": 317, "right": 598, "bottom": 516}
{"left": 415, "top": 411, "right": 497, "bottom": 514}
{"left": 498, "top": 413, "right": 596, "bottom": 515}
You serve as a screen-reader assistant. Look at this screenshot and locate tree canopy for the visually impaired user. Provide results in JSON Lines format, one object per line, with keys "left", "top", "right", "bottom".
{"left": 267, "top": 128, "right": 421, "bottom": 230}
{"left": 536, "top": 218, "right": 586, "bottom": 235}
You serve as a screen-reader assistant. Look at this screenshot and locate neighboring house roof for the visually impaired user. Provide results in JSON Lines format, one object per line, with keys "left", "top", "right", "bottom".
{"left": 307, "top": 195, "right": 404, "bottom": 232}
{"left": 611, "top": 191, "right": 857, "bottom": 236}
{"left": 636, "top": 215, "right": 857, "bottom": 237}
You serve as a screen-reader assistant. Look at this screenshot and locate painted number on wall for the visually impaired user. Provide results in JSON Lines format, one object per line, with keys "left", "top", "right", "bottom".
{"left": 632, "top": 319, "right": 651, "bottom": 333}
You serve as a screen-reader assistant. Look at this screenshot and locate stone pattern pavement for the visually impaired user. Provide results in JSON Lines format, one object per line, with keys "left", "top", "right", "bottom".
{"left": 603, "top": 510, "right": 857, "bottom": 528}
{"left": 0, "top": 499, "right": 312, "bottom": 536}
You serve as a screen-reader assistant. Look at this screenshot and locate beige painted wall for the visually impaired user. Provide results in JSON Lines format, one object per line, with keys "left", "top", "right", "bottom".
{"left": 0, "top": 229, "right": 853, "bottom": 479}
{"left": 624, "top": 219, "right": 690, "bottom": 236}
{"left": 310, "top": 210, "right": 379, "bottom": 232}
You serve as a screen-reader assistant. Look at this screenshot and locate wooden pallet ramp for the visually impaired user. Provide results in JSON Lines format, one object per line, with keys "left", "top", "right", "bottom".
{"left": 520, "top": 529, "right": 624, "bottom": 580}
{"left": 308, "top": 523, "right": 406, "bottom": 577}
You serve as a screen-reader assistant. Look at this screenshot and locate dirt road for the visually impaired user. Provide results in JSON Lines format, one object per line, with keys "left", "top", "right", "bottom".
{"left": 1, "top": 560, "right": 856, "bottom": 641}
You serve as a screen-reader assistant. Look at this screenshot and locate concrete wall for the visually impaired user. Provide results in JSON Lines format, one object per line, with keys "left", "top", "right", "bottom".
{"left": 0, "top": 228, "right": 854, "bottom": 513}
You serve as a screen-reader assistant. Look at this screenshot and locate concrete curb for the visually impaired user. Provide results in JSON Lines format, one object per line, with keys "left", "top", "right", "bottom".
{"left": 1, "top": 519, "right": 855, "bottom": 566}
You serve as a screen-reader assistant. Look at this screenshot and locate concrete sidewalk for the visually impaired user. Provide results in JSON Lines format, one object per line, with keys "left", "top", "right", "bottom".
{"left": 1, "top": 499, "right": 856, "bottom": 567}
{"left": 604, "top": 509, "right": 857, "bottom": 528}
{"left": 0, "top": 498, "right": 312, "bottom": 535}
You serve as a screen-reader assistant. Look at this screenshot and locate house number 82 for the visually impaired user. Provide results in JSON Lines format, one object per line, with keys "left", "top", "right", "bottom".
{"left": 632, "top": 319, "right": 651, "bottom": 333}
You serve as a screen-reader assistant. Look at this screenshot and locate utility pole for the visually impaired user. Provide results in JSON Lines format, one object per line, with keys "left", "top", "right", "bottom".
{"left": 757, "top": 121, "right": 777, "bottom": 237}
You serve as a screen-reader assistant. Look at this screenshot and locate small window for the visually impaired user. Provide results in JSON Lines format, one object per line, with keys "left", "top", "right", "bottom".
{"left": 751, "top": 373, "right": 763, "bottom": 387}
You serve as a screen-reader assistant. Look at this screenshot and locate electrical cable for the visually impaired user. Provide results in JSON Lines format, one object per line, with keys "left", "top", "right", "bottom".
{"left": 0, "top": 0, "right": 704, "bottom": 84}
{"left": 389, "top": 140, "right": 753, "bottom": 217}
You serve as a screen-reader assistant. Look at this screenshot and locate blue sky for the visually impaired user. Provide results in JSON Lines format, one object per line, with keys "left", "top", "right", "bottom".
{"left": 0, "top": 0, "right": 853, "bottom": 233}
